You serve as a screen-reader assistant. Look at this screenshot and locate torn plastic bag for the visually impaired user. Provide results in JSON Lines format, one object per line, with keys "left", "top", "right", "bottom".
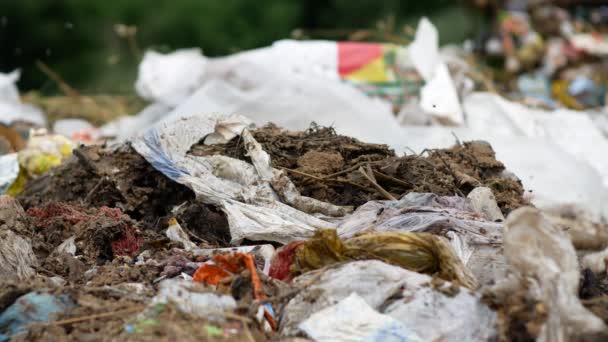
{"left": 337, "top": 193, "right": 503, "bottom": 285}
{"left": 0, "top": 292, "right": 73, "bottom": 341}
{"left": 382, "top": 279, "right": 497, "bottom": 342}
{"left": 132, "top": 115, "right": 347, "bottom": 244}
{"left": 279, "top": 260, "right": 424, "bottom": 336}
{"left": 497, "top": 207, "right": 606, "bottom": 341}
{"left": 0, "top": 70, "right": 46, "bottom": 127}
{"left": 273, "top": 229, "right": 477, "bottom": 289}
{"left": 135, "top": 49, "right": 207, "bottom": 106}
{"left": 151, "top": 279, "right": 236, "bottom": 321}
{"left": 298, "top": 293, "right": 420, "bottom": 342}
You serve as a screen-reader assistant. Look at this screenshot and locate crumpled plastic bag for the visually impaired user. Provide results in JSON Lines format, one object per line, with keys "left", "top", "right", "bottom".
{"left": 271, "top": 229, "right": 477, "bottom": 289}
{"left": 132, "top": 115, "right": 348, "bottom": 244}
{"left": 496, "top": 207, "right": 606, "bottom": 342}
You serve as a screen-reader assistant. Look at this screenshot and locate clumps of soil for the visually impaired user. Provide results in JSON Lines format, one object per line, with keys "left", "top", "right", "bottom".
{"left": 16, "top": 143, "right": 231, "bottom": 245}
{"left": 27, "top": 203, "right": 142, "bottom": 264}
{"left": 191, "top": 124, "right": 527, "bottom": 215}
{"left": 17, "top": 144, "right": 196, "bottom": 226}
{"left": 174, "top": 200, "right": 231, "bottom": 246}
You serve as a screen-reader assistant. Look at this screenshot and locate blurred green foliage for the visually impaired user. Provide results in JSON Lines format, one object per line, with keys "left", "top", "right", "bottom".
{"left": 0, "top": 0, "right": 482, "bottom": 93}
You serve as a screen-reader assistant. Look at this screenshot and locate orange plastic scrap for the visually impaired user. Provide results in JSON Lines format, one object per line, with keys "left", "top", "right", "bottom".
{"left": 192, "top": 253, "right": 277, "bottom": 330}
{"left": 192, "top": 264, "right": 231, "bottom": 285}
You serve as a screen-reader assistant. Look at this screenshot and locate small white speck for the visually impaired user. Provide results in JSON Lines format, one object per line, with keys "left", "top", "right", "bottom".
{"left": 1, "top": 17, "right": 7, "bottom": 27}
{"left": 65, "top": 22, "right": 73, "bottom": 29}
{"left": 46, "top": 48, "right": 52, "bottom": 56}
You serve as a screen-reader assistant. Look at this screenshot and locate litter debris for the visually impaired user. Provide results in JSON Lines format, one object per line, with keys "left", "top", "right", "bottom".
{"left": 4, "top": 4, "right": 608, "bottom": 339}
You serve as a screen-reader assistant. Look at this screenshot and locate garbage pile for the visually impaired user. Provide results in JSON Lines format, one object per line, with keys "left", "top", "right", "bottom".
{"left": 1, "top": 6, "right": 608, "bottom": 341}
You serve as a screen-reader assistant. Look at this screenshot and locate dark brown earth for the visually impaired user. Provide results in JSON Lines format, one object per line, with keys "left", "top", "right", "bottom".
{"left": 190, "top": 124, "right": 528, "bottom": 215}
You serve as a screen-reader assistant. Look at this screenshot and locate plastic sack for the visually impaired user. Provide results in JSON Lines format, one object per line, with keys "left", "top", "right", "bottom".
{"left": 299, "top": 293, "right": 419, "bottom": 342}
{"left": 135, "top": 49, "right": 207, "bottom": 106}
{"left": 132, "top": 115, "right": 344, "bottom": 244}
{"left": 272, "top": 229, "right": 477, "bottom": 289}
{"left": 499, "top": 207, "right": 606, "bottom": 341}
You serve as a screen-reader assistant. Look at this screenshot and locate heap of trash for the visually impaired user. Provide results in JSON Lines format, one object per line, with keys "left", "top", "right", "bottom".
{"left": 1, "top": 3, "right": 608, "bottom": 341}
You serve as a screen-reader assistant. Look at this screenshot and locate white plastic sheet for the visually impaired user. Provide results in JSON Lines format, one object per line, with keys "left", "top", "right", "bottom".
{"left": 299, "top": 293, "right": 419, "bottom": 342}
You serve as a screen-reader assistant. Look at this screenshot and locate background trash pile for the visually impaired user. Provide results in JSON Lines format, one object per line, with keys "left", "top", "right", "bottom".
{"left": 1, "top": 1, "right": 608, "bottom": 341}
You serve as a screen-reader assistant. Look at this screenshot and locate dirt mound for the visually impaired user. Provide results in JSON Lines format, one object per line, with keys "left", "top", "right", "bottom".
{"left": 16, "top": 144, "right": 231, "bottom": 245}
{"left": 17, "top": 144, "right": 195, "bottom": 225}
{"left": 27, "top": 203, "right": 142, "bottom": 264}
{"left": 191, "top": 124, "right": 528, "bottom": 214}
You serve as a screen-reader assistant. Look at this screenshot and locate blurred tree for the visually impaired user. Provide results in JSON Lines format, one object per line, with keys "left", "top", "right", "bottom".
{"left": 0, "top": 0, "right": 480, "bottom": 92}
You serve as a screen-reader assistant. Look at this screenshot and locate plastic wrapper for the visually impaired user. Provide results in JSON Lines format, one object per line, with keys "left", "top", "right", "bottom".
{"left": 498, "top": 207, "right": 606, "bottom": 341}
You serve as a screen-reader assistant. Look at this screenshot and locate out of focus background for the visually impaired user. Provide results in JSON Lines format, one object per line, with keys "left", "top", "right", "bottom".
{"left": 1, "top": 0, "right": 484, "bottom": 92}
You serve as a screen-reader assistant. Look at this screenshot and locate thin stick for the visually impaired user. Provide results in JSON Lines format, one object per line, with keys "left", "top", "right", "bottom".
{"left": 358, "top": 166, "right": 396, "bottom": 200}
{"left": 372, "top": 170, "right": 411, "bottom": 188}
{"left": 46, "top": 306, "right": 144, "bottom": 326}
{"left": 35, "top": 60, "right": 80, "bottom": 98}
